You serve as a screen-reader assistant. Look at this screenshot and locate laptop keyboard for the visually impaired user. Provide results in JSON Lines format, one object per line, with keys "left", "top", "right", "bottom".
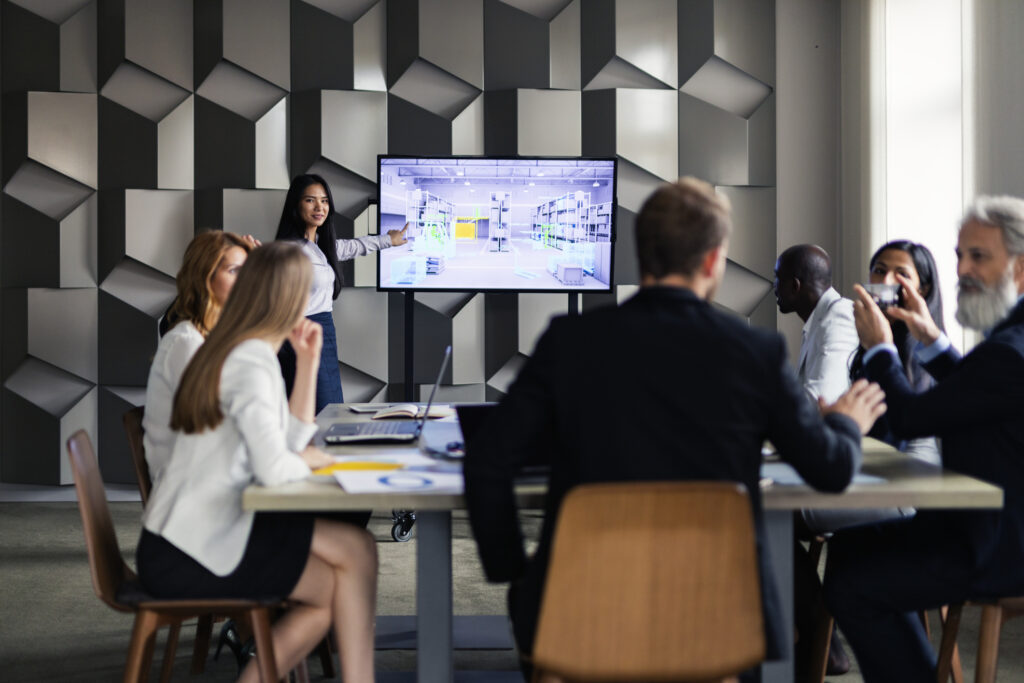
{"left": 356, "top": 421, "right": 415, "bottom": 435}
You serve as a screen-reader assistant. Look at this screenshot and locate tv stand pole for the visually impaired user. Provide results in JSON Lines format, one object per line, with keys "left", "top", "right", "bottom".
{"left": 404, "top": 291, "right": 415, "bottom": 401}
{"left": 568, "top": 292, "right": 579, "bottom": 316}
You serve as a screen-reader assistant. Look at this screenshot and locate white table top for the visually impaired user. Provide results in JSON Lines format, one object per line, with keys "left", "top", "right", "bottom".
{"left": 242, "top": 406, "right": 1003, "bottom": 513}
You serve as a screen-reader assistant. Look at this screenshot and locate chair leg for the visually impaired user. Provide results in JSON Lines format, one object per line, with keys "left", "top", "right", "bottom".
{"left": 937, "top": 603, "right": 963, "bottom": 683}
{"left": 249, "top": 608, "right": 279, "bottom": 683}
{"left": 806, "top": 615, "right": 834, "bottom": 683}
{"left": 191, "top": 614, "right": 214, "bottom": 674}
{"left": 292, "top": 656, "right": 310, "bottom": 683}
{"left": 316, "top": 636, "right": 335, "bottom": 678}
{"left": 158, "top": 621, "right": 181, "bottom": 683}
{"left": 975, "top": 604, "right": 1004, "bottom": 683}
{"left": 124, "top": 610, "right": 161, "bottom": 683}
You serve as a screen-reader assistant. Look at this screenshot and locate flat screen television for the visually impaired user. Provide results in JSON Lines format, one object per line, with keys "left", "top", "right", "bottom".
{"left": 377, "top": 156, "right": 616, "bottom": 292}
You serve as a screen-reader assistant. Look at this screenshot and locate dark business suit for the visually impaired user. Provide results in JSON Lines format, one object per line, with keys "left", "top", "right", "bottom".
{"left": 464, "top": 287, "right": 862, "bottom": 665}
{"left": 824, "top": 299, "right": 1024, "bottom": 683}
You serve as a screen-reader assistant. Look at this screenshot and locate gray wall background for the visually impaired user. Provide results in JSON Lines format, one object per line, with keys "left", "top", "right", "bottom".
{"left": 1, "top": 0, "right": 779, "bottom": 484}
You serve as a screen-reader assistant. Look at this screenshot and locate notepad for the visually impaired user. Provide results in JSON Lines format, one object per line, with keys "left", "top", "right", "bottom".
{"left": 371, "top": 404, "right": 455, "bottom": 420}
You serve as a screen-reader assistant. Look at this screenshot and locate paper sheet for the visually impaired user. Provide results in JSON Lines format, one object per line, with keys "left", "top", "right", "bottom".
{"left": 333, "top": 470, "right": 464, "bottom": 494}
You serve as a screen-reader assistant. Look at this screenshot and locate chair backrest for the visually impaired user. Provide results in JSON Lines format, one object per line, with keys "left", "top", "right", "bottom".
{"left": 122, "top": 406, "right": 151, "bottom": 505}
{"left": 67, "top": 430, "right": 134, "bottom": 612}
{"left": 532, "top": 481, "right": 765, "bottom": 681}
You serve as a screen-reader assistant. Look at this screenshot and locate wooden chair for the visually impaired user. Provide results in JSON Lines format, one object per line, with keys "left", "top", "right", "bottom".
{"left": 937, "top": 597, "right": 1024, "bottom": 683}
{"left": 530, "top": 481, "right": 765, "bottom": 683}
{"left": 68, "top": 429, "right": 283, "bottom": 683}
{"left": 121, "top": 410, "right": 336, "bottom": 681}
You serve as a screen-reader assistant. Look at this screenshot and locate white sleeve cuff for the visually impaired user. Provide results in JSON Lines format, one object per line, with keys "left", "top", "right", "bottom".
{"left": 915, "top": 333, "right": 951, "bottom": 363}
{"left": 863, "top": 343, "right": 899, "bottom": 365}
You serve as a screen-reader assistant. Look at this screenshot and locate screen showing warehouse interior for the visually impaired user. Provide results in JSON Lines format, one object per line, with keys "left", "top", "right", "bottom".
{"left": 378, "top": 157, "right": 615, "bottom": 291}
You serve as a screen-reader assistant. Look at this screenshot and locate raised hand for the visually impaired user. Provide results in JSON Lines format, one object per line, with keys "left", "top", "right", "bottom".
{"left": 885, "top": 273, "right": 942, "bottom": 345}
{"left": 388, "top": 222, "right": 410, "bottom": 246}
{"left": 820, "top": 379, "right": 887, "bottom": 435}
{"left": 852, "top": 284, "right": 894, "bottom": 348}
{"left": 242, "top": 234, "right": 262, "bottom": 249}
{"left": 288, "top": 318, "right": 323, "bottom": 365}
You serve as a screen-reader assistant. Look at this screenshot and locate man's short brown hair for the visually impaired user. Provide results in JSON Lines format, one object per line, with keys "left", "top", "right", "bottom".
{"left": 635, "top": 177, "right": 732, "bottom": 279}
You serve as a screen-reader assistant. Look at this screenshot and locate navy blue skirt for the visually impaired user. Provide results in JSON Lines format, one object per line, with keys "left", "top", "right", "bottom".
{"left": 278, "top": 310, "right": 344, "bottom": 413}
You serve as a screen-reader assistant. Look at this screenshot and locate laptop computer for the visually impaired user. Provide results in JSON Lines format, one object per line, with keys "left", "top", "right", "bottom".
{"left": 323, "top": 345, "right": 452, "bottom": 444}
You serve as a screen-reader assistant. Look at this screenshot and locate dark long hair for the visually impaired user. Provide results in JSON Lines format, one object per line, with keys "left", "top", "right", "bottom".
{"left": 275, "top": 174, "right": 344, "bottom": 299}
{"left": 851, "top": 240, "right": 945, "bottom": 387}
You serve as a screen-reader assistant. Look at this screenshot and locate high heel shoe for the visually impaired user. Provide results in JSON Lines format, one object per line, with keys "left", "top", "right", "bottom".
{"left": 213, "top": 619, "right": 254, "bottom": 673}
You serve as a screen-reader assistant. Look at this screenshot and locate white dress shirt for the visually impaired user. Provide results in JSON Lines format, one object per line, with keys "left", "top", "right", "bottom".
{"left": 142, "top": 320, "right": 204, "bottom": 487}
{"left": 142, "top": 339, "right": 317, "bottom": 576}
{"left": 798, "top": 287, "right": 859, "bottom": 404}
{"left": 300, "top": 236, "right": 392, "bottom": 316}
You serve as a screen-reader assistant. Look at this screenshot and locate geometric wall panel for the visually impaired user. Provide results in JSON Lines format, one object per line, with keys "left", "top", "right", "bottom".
{"left": 99, "top": 0, "right": 192, "bottom": 91}
{"left": 0, "top": 0, "right": 778, "bottom": 481}
{"left": 387, "top": 0, "right": 484, "bottom": 91}
{"left": 679, "top": 91, "right": 775, "bottom": 187}
{"left": 716, "top": 259, "right": 773, "bottom": 318}
{"left": 290, "top": 0, "right": 354, "bottom": 92}
{"left": 352, "top": 0, "right": 386, "bottom": 91}
{"left": 27, "top": 287, "right": 98, "bottom": 383}
{"left": 4, "top": 92, "right": 98, "bottom": 189}
{"left": 389, "top": 59, "right": 481, "bottom": 121}
{"left": 717, "top": 186, "right": 776, "bottom": 280}
{"left": 334, "top": 287, "right": 390, "bottom": 384}
{"left": 2, "top": 358, "right": 96, "bottom": 485}
{"left": 158, "top": 96, "right": 194, "bottom": 190}
{"left": 60, "top": 0, "right": 97, "bottom": 92}
{"left": 484, "top": 0, "right": 550, "bottom": 92}
{"left": 124, "top": 190, "right": 194, "bottom": 277}
{"left": 2, "top": 159, "right": 93, "bottom": 219}
{"left": 97, "top": 385, "right": 144, "bottom": 484}
{"left": 549, "top": 0, "right": 580, "bottom": 90}
{"left": 582, "top": 0, "right": 677, "bottom": 90}
{"left": 220, "top": 189, "right": 288, "bottom": 244}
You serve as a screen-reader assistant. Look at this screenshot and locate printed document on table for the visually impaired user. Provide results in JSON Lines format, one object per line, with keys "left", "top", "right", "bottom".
{"left": 333, "top": 470, "right": 464, "bottom": 494}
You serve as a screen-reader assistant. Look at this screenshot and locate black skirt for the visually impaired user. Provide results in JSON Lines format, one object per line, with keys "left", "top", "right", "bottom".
{"left": 137, "top": 512, "right": 314, "bottom": 600}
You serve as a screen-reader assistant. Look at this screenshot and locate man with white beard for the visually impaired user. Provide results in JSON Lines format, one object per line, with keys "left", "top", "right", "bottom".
{"left": 822, "top": 195, "right": 1024, "bottom": 683}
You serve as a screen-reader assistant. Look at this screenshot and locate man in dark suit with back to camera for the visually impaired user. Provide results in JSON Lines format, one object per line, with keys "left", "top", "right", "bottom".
{"left": 463, "top": 176, "right": 887, "bottom": 676}
{"left": 825, "top": 195, "right": 1024, "bottom": 683}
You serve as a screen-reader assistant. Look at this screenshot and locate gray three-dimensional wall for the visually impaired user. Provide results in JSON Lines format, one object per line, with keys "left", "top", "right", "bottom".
{"left": 0, "top": 0, "right": 776, "bottom": 484}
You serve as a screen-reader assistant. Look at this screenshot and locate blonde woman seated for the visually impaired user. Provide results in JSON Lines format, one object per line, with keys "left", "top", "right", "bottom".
{"left": 137, "top": 242, "right": 377, "bottom": 683}
{"left": 143, "top": 230, "right": 253, "bottom": 486}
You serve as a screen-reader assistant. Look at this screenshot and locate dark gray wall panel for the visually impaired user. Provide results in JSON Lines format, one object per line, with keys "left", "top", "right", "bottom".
{"left": 97, "top": 386, "right": 137, "bottom": 484}
{"left": 484, "top": 292, "right": 517, "bottom": 378}
{"left": 194, "top": 188, "right": 224, "bottom": 234}
{"left": 484, "top": 0, "right": 549, "bottom": 91}
{"left": 97, "top": 0, "right": 126, "bottom": 86}
{"left": 483, "top": 90, "right": 517, "bottom": 155}
{"left": 193, "top": 0, "right": 224, "bottom": 85}
{"left": 97, "top": 188, "right": 124, "bottom": 282}
{"left": 1, "top": 196, "right": 59, "bottom": 287}
{"left": 2, "top": 2, "right": 60, "bottom": 93}
{"left": 289, "top": 89, "right": 322, "bottom": 175}
{"left": 581, "top": 89, "right": 616, "bottom": 156}
{"left": 385, "top": 0, "right": 419, "bottom": 86}
{"left": 97, "top": 288, "right": 157, "bottom": 386}
{"left": 1, "top": 390, "right": 58, "bottom": 483}
{"left": 579, "top": 0, "right": 614, "bottom": 86}
{"left": 194, "top": 96, "right": 255, "bottom": 189}
{"left": 290, "top": 0, "right": 354, "bottom": 92}
{"left": 1, "top": 92, "right": 28, "bottom": 186}
{"left": 677, "top": 0, "right": 714, "bottom": 84}
{"left": 613, "top": 205, "right": 639, "bottom": 286}
{"left": 1, "top": 289, "right": 27, "bottom": 382}
{"left": 98, "top": 97, "right": 157, "bottom": 189}
{"left": 387, "top": 94, "right": 451, "bottom": 156}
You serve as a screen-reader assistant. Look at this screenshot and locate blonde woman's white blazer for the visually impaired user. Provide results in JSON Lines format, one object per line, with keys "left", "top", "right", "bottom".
{"left": 142, "top": 339, "right": 316, "bottom": 576}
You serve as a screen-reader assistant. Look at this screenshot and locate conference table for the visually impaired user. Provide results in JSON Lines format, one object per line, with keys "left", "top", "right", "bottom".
{"left": 243, "top": 405, "right": 1004, "bottom": 683}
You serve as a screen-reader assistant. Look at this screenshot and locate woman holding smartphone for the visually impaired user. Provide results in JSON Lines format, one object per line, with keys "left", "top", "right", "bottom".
{"left": 275, "top": 173, "right": 408, "bottom": 411}
{"left": 138, "top": 242, "right": 377, "bottom": 683}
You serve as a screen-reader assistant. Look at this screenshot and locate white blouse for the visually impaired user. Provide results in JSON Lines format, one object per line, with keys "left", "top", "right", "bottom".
{"left": 142, "top": 339, "right": 317, "bottom": 576}
{"left": 299, "top": 235, "right": 392, "bottom": 315}
{"left": 142, "top": 320, "right": 204, "bottom": 487}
